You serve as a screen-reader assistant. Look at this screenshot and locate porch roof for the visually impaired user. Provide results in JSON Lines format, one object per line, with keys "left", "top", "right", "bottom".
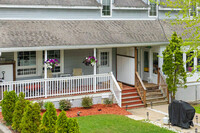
{"left": 0, "top": 0, "right": 101, "bottom": 7}
{"left": 114, "top": 0, "right": 148, "bottom": 8}
{"left": 0, "top": 20, "right": 171, "bottom": 51}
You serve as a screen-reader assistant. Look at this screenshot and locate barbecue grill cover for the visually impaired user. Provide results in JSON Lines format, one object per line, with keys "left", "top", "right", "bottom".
{"left": 169, "top": 100, "right": 195, "bottom": 129}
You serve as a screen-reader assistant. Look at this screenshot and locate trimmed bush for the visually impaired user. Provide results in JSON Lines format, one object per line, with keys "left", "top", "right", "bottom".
{"left": 104, "top": 98, "right": 113, "bottom": 107}
{"left": 59, "top": 100, "right": 71, "bottom": 111}
{"left": 82, "top": 97, "right": 93, "bottom": 108}
{"left": 38, "top": 100, "right": 44, "bottom": 109}
{"left": 68, "top": 118, "right": 81, "bottom": 133}
{"left": 56, "top": 111, "right": 69, "bottom": 133}
{"left": 12, "top": 92, "right": 27, "bottom": 132}
{"left": 20, "top": 102, "right": 41, "bottom": 133}
{"left": 1, "top": 91, "right": 17, "bottom": 125}
{"left": 40, "top": 102, "right": 57, "bottom": 133}
{"left": 44, "top": 101, "right": 52, "bottom": 109}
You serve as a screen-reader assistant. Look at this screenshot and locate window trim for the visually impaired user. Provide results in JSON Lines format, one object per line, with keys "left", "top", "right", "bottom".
{"left": 101, "top": 0, "right": 112, "bottom": 17}
{"left": 148, "top": 0, "right": 158, "bottom": 18}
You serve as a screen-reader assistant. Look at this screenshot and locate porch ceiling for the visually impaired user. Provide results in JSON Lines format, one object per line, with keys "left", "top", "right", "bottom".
{"left": 0, "top": 20, "right": 171, "bottom": 50}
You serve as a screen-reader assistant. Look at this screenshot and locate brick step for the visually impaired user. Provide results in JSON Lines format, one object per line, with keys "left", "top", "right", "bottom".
{"left": 122, "top": 93, "right": 138, "bottom": 97}
{"left": 122, "top": 92, "right": 138, "bottom": 95}
{"left": 122, "top": 104, "right": 144, "bottom": 109}
{"left": 146, "top": 96, "right": 166, "bottom": 102}
{"left": 122, "top": 89, "right": 137, "bottom": 93}
{"left": 122, "top": 100, "right": 142, "bottom": 106}
{"left": 146, "top": 100, "right": 168, "bottom": 107}
{"left": 122, "top": 96, "right": 141, "bottom": 102}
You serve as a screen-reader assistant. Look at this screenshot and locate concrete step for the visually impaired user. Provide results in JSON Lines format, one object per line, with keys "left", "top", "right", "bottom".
{"left": 146, "top": 96, "right": 167, "bottom": 102}
{"left": 146, "top": 92, "right": 163, "bottom": 97}
{"left": 122, "top": 103, "right": 144, "bottom": 109}
{"left": 146, "top": 100, "right": 168, "bottom": 107}
{"left": 146, "top": 89, "right": 161, "bottom": 93}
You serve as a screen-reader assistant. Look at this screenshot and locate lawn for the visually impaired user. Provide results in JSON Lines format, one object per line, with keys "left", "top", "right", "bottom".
{"left": 193, "top": 104, "right": 200, "bottom": 114}
{"left": 77, "top": 114, "right": 174, "bottom": 133}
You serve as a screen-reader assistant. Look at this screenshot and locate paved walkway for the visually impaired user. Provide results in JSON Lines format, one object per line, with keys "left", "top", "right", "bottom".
{"left": 127, "top": 104, "right": 200, "bottom": 133}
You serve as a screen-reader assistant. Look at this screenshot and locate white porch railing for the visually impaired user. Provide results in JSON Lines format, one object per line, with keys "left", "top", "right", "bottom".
{"left": 0, "top": 73, "right": 122, "bottom": 107}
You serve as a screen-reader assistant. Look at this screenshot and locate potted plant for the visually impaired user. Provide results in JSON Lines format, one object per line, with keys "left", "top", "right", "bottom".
{"left": 44, "top": 59, "right": 59, "bottom": 78}
{"left": 83, "top": 56, "right": 97, "bottom": 66}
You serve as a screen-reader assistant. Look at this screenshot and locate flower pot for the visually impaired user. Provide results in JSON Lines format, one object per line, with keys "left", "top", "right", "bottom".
{"left": 47, "top": 69, "right": 52, "bottom": 78}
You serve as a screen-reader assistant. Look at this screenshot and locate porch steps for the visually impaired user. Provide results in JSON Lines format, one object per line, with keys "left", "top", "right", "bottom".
{"left": 146, "top": 89, "right": 168, "bottom": 107}
{"left": 121, "top": 85, "right": 144, "bottom": 109}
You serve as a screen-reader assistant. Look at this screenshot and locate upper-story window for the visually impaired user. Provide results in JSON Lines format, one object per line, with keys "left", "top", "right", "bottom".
{"left": 190, "top": 2, "right": 197, "bottom": 17}
{"left": 102, "top": 0, "right": 111, "bottom": 17}
{"left": 149, "top": 0, "right": 157, "bottom": 17}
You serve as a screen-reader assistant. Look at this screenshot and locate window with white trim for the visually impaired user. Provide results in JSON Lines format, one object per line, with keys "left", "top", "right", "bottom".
{"left": 186, "top": 52, "right": 194, "bottom": 72}
{"left": 100, "top": 52, "right": 109, "bottom": 66}
{"left": 17, "top": 51, "right": 37, "bottom": 76}
{"left": 102, "top": 0, "right": 111, "bottom": 16}
{"left": 43, "top": 50, "right": 61, "bottom": 73}
{"left": 190, "top": 3, "right": 197, "bottom": 17}
{"left": 149, "top": 0, "right": 157, "bottom": 17}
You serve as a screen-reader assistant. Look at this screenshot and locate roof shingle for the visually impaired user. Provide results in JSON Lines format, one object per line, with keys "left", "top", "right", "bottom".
{"left": 114, "top": 0, "right": 148, "bottom": 7}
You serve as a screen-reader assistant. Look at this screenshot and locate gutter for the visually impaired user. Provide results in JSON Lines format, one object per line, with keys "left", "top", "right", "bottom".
{"left": 0, "top": 42, "right": 169, "bottom": 52}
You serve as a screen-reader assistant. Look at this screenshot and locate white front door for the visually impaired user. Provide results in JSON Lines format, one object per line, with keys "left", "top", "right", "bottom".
{"left": 97, "top": 48, "right": 112, "bottom": 74}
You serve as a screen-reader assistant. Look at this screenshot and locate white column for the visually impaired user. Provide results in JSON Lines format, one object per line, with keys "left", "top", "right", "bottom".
{"left": 183, "top": 53, "right": 187, "bottom": 71}
{"left": 149, "top": 49, "right": 153, "bottom": 83}
{"left": 0, "top": 52, "right": 1, "bottom": 57}
{"left": 44, "top": 50, "right": 48, "bottom": 98}
{"left": 94, "top": 48, "right": 97, "bottom": 93}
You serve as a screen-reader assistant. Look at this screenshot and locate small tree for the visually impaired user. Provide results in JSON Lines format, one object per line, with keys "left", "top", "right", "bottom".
{"left": 56, "top": 111, "right": 69, "bottom": 133}
{"left": 162, "top": 32, "right": 187, "bottom": 99}
{"left": 12, "top": 92, "right": 27, "bottom": 132}
{"left": 40, "top": 102, "right": 57, "bottom": 133}
{"left": 1, "top": 91, "right": 17, "bottom": 125}
{"left": 68, "top": 118, "right": 81, "bottom": 133}
{"left": 20, "top": 102, "right": 41, "bottom": 133}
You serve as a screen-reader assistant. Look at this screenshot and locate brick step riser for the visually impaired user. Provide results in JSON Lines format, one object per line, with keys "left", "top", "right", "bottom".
{"left": 122, "top": 89, "right": 137, "bottom": 93}
{"left": 122, "top": 94, "right": 138, "bottom": 97}
{"left": 122, "top": 101, "right": 143, "bottom": 106}
{"left": 122, "top": 98, "right": 141, "bottom": 102}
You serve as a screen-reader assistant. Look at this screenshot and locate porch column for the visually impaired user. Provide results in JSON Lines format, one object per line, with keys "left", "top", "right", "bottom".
{"left": 44, "top": 50, "right": 47, "bottom": 98}
{"left": 149, "top": 48, "right": 153, "bottom": 83}
{"left": 93, "top": 48, "right": 97, "bottom": 93}
{"left": 135, "top": 47, "right": 137, "bottom": 72}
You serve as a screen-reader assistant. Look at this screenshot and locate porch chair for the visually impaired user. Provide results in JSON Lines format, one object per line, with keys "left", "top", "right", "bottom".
{"left": 73, "top": 68, "right": 82, "bottom": 76}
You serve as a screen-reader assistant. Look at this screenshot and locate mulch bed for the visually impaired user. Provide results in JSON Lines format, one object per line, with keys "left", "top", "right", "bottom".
{"left": 41, "top": 104, "right": 132, "bottom": 117}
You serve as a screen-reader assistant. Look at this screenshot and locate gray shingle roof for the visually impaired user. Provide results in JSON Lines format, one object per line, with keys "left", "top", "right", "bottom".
{"left": 114, "top": 0, "right": 148, "bottom": 7}
{"left": 0, "top": 20, "right": 168, "bottom": 48}
{"left": 0, "top": 0, "right": 101, "bottom": 7}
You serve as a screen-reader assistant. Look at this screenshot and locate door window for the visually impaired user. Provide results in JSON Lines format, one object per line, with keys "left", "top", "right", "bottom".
{"left": 144, "top": 51, "right": 149, "bottom": 72}
{"left": 100, "top": 52, "right": 109, "bottom": 67}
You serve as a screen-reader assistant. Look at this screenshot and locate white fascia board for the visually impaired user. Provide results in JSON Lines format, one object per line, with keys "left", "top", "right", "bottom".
{"left": 0, "top": 18, "right": 157, "bottom": 20}
{"left": 159, "top": 6, "right": 182, "bottom": 11}
{"left": 0, "top": 5, "right": 101, "bottom": 10}
{"left": 0, "top": 42, "right": 169, "bottom": 52}
{"left": 112, "top": 6, "right": 148, "bottom": 10}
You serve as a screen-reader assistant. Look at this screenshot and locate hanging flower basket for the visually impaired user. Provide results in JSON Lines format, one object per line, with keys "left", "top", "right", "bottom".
{"left": 44, "top": 59, "right": 59, "bottom": 71}
{"left": 83, "top": 56, "right": 98, "bottom": 66}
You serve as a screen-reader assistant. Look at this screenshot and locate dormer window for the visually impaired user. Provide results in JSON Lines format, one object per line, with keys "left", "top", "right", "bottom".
{"left": 149, "top": 0, "right": 157, "bottom": 17}
{"left": 102, "top": 0, "right": 111, "bottom": 17}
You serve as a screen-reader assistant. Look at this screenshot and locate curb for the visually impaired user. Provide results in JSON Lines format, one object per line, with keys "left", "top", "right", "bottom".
{"left": 0, "top": 123, "right": 12, "bottom": 133}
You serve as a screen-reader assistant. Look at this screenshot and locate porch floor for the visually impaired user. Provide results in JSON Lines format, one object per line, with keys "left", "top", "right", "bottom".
{"left": 143, "top": 81, "right": 159, "bottom": 90}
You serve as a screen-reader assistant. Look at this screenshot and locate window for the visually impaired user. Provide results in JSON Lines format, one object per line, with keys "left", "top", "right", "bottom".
{"left": 153, "top": 53, "right": 158, "bottom": 74}
{"left": 43, "top": 50, "right": 61, "bottom": 73}
{"left": 100, "top": 52, "right": 109, "bottom": 66}
{"left": 149, "top": 0, "right": 157, "bottom": 17}
{"left": 144, "top": 51, "right": 149, "bottom": 72}
{"left": 190, "top": 3, "right": 197, "bottom": 17}
{"left": 186, "top": 52, "right": 194, "bottom": 72}
{"left": 102, "top": 0, "right": 111, "bottom": 16}
{"left": 17, "top": 51, "right": 36, "bottom": 76}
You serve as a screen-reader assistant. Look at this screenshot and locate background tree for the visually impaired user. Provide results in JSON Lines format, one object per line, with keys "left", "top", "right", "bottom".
{"left": 162, "top": 32, "right": 187, "bottom": 99}
{"left": 40, "top": 102, "right": 57, "bottom": 133}
{"left": 1, "top": 91, "right": 17, "bottom": 125}
{"left": 12, "top": 92, "right": 27, "bottom": 132}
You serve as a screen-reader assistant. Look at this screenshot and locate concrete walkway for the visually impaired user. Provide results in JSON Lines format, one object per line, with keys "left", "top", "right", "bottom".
{"left": 127, "top": 104, "right": 200, "bottom": 133}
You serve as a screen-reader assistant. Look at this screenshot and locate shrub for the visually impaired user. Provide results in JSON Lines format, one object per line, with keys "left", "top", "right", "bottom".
{"left": 12, "top": 92, "right": 27, "bottom": 132}
{"left": 68, "top": 118, "right": 81, "bottom": 133}
{"left": 20, "top": 102, "right": 41, "bottom": 133}
{"left": 1, "top": 91, "right": 17, "bottom": 125}
{"left": 56, "top": 111, "right": 69, "bottom": 133}
{"left": 104, "top": 98, "right": 113, "bottom": 107}
{"left": 44, "top": 101, "right": 51, "bottom": 109}
{"left": 82, "top": 97, "right": 93, "bottom": 108}
{"left": 59, "top": 100, "right": 71, "bottom": 111}
{"left": 38, "top": 100, "right": 44, "bottom": 109}
{"left": 40, "top": 102, "right": 57, "bottom": 133}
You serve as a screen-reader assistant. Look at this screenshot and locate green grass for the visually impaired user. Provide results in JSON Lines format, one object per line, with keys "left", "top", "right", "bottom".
{"left": 193, "top": 104, "right": 200, "bottom": 114}
{"left": 77, "top": 114, "right": 174, "bottom": 133}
